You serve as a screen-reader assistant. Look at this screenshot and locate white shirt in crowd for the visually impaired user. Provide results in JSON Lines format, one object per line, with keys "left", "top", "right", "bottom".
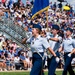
{"left": 14, "top": 56, "right": 20, "bottom": 63}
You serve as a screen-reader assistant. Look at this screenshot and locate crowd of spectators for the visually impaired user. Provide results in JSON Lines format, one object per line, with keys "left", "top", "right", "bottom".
{"left": 0, "top": 34, "right": 32, "bottom": 71}
{"left": 0, "top": 0, "right": 75, "bottom": 71}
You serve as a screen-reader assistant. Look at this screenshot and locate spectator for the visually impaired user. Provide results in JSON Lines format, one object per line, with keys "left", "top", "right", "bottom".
{"left": 53, "top": 2, "right": 57, "bottom": 12}
{"left": 58, "top": 2, "right": 62, "bottom": 11}
{"left": 14, "top": 55, "right": 21, "bottom": 70}
{"left": 20, "top": 52, "right": 28, "bottom": 70}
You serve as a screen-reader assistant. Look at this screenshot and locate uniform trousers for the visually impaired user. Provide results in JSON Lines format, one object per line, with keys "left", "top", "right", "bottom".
{"left": 30, "top": 52, "right": 44, "bottom": 75}
{"left": 47, "top": 51, "right": 60, "bottom": 75}
{"left": 62, "top": 52, "right": 75, "bottom": 75}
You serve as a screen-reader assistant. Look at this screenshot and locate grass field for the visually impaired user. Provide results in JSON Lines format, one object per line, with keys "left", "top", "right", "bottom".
{"left": 0, "top": 71, "right": 68, "bottom": 75}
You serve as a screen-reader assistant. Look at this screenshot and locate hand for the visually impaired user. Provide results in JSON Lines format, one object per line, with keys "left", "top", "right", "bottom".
{"left": 68, "top": 53, "right": 71, "bottom": 57}
{"left": 47, "top": 36, "right": 51, "bottom": 40}
{"left": 55, "top": 57, "right": 60, "bottom": 63}
{"left": 22, "top": 38, "right": 27, "bottom": 44}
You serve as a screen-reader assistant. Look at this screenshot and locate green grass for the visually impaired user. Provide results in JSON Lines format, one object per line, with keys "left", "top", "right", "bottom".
{"left": 0, "top": 71, "right": 63, "bottom": 75}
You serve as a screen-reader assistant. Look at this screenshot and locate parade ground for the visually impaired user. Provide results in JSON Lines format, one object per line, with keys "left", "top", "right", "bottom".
{"left": 0, "top": 71, "right": 63, "bottom": 75}
{"left": 0, "top": 69, "right": 69, "bottom": 75}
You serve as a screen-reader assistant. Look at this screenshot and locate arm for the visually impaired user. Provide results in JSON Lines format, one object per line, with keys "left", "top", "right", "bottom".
{"left": 69, "top": 39, "right": 75, "bottom": 55}
{"left": 47, "top": 47, "right": 57, "bottom": 57}
{"left": 48, "top": 47, "right": 60, "bottom": 63}
{"left": 48, "top": 36, "right": 62, "bottom": 42}
{"left": 42, "top": 38, "right": 57, "bottom": 57}
{"left": 58, "top": 46, "right": 63, "bottom": 52}
{"left": 67, "top": 48, "right": 75, "bottom": 57}
{"left": 22, "top": 37, "right": 32, "bottom": 44}
{"left": 69, "top": 48, "right": 75, "bottom": 55}
{"left": 49, "top": 38, "right": 59, "bottom": 42}
{"left": 47, "top": 35, "right": 59, "bottom": 42}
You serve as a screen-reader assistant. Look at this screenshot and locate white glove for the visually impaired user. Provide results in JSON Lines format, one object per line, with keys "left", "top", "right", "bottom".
{"left": 68, "top": 53, "right": 71, "bottom": 57}
{"left": 55, "top": 57, "right": 60, "bottom": 63}
{"left": 47, "top": 36, "right": 51, "bottom": 40}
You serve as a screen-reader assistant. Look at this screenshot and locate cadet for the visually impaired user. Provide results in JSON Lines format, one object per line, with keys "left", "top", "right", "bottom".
{"left": 47, "top": 24, "right": 62, "bottom": 75}
{"left": 22, "top": 24, "right": 59, "bottom": 75}
{"left": 59, "top": 27, "right": 75, "bottom": 75}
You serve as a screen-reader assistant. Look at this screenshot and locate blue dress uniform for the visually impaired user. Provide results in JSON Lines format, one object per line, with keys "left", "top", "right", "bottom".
{"left": 47, "top": 25, "right": 62, "bottom": 75}
{"left": 26, "top": 24, "right": 50, "bottom": 75}
{"left": 62, "top": 28, "right": 75, "bottom": 75}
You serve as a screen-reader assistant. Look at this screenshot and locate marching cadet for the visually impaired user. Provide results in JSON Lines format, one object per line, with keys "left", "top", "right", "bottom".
{"left": 22, "top": 24, "right": 59, "bottom": 75}
{"left": 47, "top": 24, "right": 62, "bottom": 75}
{"left": 59, "top": 27, "right": 75, "bottom": 75}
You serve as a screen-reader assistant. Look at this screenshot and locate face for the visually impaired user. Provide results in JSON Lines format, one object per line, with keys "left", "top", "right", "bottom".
{"left": 40, "top": 30, "right": 46, "bottom": 37}
{"left": 66, "top": 30, "right": 71, "bottom": 36}
{"left": 32, "top": 28, "right": 37, "bottom": 36}
{"left": 52, "top": 29, "right": 58, "bottom": 35}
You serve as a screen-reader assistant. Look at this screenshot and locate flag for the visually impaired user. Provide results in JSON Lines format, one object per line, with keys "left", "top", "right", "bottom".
{"left": 32, "top": 0, "right": 49, "bottom": 19}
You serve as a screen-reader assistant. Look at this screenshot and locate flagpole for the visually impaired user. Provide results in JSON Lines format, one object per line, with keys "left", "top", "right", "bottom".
{"left": 46, "top": 9, "right": 49, "bottom": 32}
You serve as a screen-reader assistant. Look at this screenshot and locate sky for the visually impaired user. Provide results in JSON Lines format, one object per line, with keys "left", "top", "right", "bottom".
{"left": 21, "top": 0, "right": 75, "bottom": 5}
{"left": 21, "top": 0, "right": 75, "bottom": 8}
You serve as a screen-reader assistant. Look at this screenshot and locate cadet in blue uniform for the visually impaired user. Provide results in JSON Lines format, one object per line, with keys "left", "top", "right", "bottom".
{"left": 47, "top": 25, "right": 62, "bottom": 75}
{"left": 22, "top": 24, "right": 59, "bottom": 75}
{"left": 59, "top": 27, "right": 75, "bottom": 75}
